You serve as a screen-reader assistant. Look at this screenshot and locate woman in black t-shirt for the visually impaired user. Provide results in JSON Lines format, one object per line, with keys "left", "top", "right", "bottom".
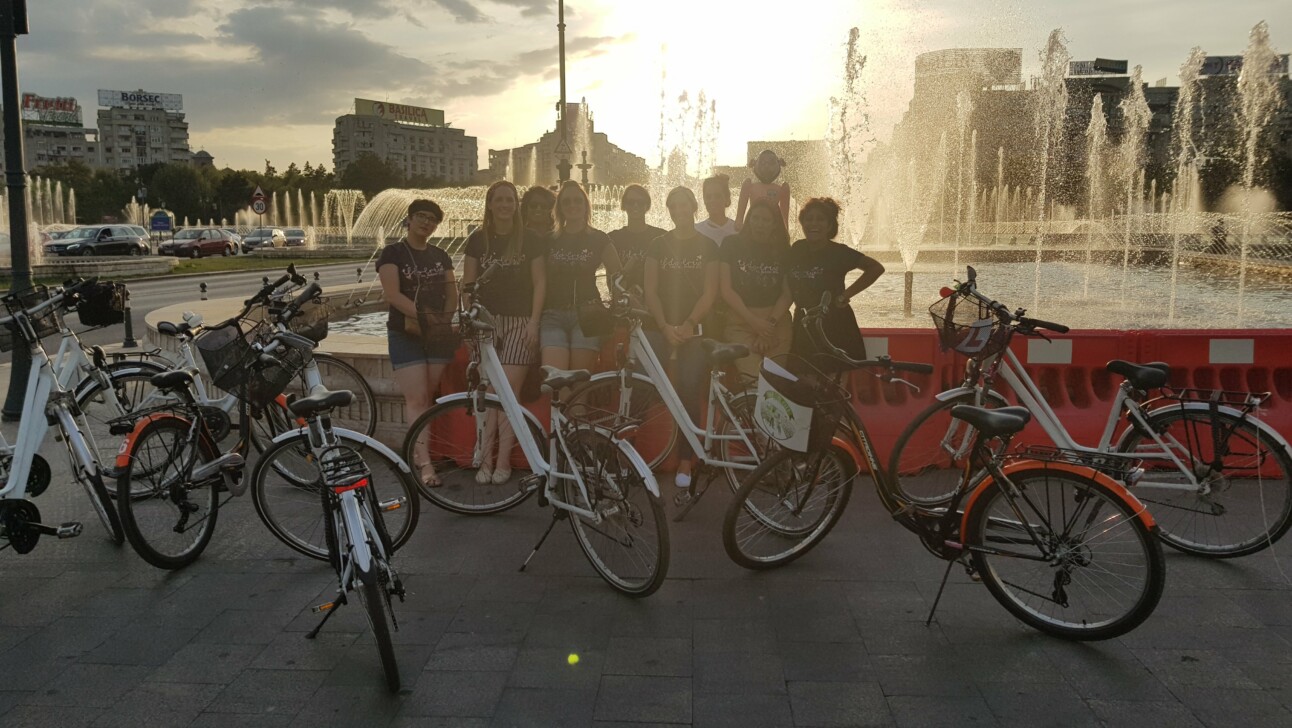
{"left": 720, "top": 199, "right": 792, "bottom": 380}
{"left": 462, "top": 180, "right": 547, "bottom": 485}
{"left": 785, "top": 197, "right": 884, "bottom": 367}
{"left": 608, "top": 184, "right": 667, "bottom": 297}
{"left": 645, "top": 186, "right": 719, "bottom": 492}
{"left": 540, "top": 181, "right": 622, "bottom": 374}
{"left": 378, "top": 198, "right": 458, "bottom": 487}
{"left": 521, "top": 185, "right": 556, "bottom": 235}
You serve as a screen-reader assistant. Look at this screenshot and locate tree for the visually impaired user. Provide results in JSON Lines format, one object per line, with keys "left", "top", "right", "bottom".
{"left": 339, "top": 153, "right": 404, "bottom": 197}
{"left": 150, "top": 162, "right": 211, "bottom": 221}
{"left": 213, "top": 168, "right": 255, "bottom": 221}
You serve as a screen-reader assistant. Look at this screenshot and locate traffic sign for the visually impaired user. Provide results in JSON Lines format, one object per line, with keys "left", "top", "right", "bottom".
{"left": 149, "top": 210, "right": 172, "bottom": 232}
{"left": 251, "top": 185, "right": 266, "bottom": 203}
{"left": 251, "top": 199, "right": 268, "bottom": 215}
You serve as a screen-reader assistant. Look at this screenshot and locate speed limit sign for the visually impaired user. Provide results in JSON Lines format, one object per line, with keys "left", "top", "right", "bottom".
{"left": 251, "top": 199, "right": 268, "bottom": 215}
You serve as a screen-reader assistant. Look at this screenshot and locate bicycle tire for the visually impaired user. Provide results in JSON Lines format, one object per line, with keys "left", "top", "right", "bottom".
{"left": 85, "top": 471, "right": 124, "bottom": 545}
{"left": 562, "top": 429, "right": 669, "bottom": 597}
{"left": 402, "top": 398, "right": 543, "bottom": 515}
{"left": 722, "top": 446, "right": 853, "bottom": 570}
{"left": 286, "top": 353, "right": 377, "bottom": 437}
{"left": 568, "top": 373, "right": 678, "bottom": 471}
{"left": 887, "top": 390, "right": 1010, "bottom": 506}
{"left": 718, "top": 390, "right": 772, "bottom": 494}
{"left": 251, "top": 431, "right": 420, "bottom": 561}
{"left": 1118, "top": 408, "right": 1292, "bottom": 557}
{"left": 964, "top": 467, "right": 1165, "bottom": 640}
{"left": 116, "top": 417, "right": 219, "bottom": 568}
{"left": 355, "top": 561, "right": 400, "bottom": 692}
{"left": 75, "top": 361, "right": 169, "bottom": 468}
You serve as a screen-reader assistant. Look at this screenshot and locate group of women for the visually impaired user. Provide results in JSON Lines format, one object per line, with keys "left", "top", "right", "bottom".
{"left": 378, "top": 154, "right": 885, "bottom": 493}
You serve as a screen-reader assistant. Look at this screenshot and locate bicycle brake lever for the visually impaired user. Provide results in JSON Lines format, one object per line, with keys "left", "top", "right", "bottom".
{"left": 887, "top": 376, "right": 921, "bottom": 394}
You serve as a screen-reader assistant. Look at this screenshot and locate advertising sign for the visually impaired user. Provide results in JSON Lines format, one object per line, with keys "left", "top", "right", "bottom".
{"left": 97, "top": 89, "right": 183, "bottom": 111}
{"left": 150, "top": 210, "right": 173, "bottom": 232}
{"left": 1068, "top": 58, "right": 1129, "bottom": 76}
{"left": 355, "top": 97, "right": 445, "bottom": 126}
{"left": 20, "top": 93, "right": 82, "bottom": 126}
{"left": 1199, "top": 54, "right": 1290, "bottom": 77}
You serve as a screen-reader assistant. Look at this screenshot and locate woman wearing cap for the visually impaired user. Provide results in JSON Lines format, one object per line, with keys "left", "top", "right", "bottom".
{"left": 378, "top": 198, "right": 458, "bottom": 486}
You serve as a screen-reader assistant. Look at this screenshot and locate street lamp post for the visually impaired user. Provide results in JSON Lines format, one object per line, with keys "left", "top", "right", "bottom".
{"left": 1, "top": 0, "right": 31, "bottom": 422}
{"left": 555, "top": 0, "right": 571, "bottom": 182}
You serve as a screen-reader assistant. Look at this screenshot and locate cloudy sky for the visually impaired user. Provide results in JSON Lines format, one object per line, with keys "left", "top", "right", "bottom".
{"left": 19, "top": 0, "right": 1291, "bottom": 172}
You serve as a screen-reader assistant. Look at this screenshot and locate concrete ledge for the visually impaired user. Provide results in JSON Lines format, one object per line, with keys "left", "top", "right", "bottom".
{"left": 1, "top": 256, "right": 178, "bottom": 279}
{"left": 255, "top": 248, "right": 377, "bottom": 259}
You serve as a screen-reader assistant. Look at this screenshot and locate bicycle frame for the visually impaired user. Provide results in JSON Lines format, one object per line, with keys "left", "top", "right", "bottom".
{"left": 448, "top": 331, "right": 660, "bottom": 521}
{"left": 616, "top": 320, "right": 760, "bottom": 472}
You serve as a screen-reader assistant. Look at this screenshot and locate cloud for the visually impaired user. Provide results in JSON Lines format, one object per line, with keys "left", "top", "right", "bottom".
{"left": 488, "top": 0, "right": 555, "bottom": 18}
{"left": 433, "top": 0, "right": 488, "bottom": 22}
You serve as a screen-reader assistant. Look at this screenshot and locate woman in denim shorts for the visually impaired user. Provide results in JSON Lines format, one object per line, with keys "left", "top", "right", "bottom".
{"left": 540, "top": 180, "right": 622, "bottom": 375}
{"left": 378, "top": 198, "right": 459, "bottom": 485}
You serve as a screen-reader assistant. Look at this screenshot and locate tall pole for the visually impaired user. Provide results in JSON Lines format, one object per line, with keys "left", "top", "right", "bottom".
{"left": 555, "top": 0, "right": 571, "bottom": 182}
{"left": 1, "top": 0, "right": 30, "bottom": 421}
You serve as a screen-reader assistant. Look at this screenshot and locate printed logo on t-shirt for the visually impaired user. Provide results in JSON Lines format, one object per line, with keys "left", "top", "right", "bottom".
{"left": 402, "top": 261, "right": 446, "bottom": 282}
{"left": 548, "top": 248, "right": 595, "bottom": 267}
{"left": 479, "top": 251, "right": 524, "bottom": 271}
{"left": 658, "top": 255, "right": 704, "bottom": 271}
{"left": 789, "top": 266, "right": 824, "bottom": 281}
{"left": 737, "top": 260, "right": 782, "bottom": 283}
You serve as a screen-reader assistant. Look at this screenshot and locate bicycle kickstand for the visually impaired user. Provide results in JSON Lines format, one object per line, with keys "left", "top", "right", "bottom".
{"left": 925, "top": 558, "right": 958, "bottom": 628}
{"left": 306, "top": 590, "right": 348, "bottom": 639}
{"left": 672, "top": 465, "right": 714, "bottom": 522}
{"left": 519, "top": 509, "right": 568, "bottom": 572}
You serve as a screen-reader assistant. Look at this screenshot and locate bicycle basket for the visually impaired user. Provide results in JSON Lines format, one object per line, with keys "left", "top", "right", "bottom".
{"left": 929, "top": 290, "right": 1009, "bottom": 360}
{"left": 246, "top": 338, "right": 310, "bottom": 410}
{"left": 194, "top": 319, "right": 261, "bottom": 392}
{"left": 283, "top": 297, "right": 330, "bottom": 344}
{"left": 754, "top": 353, "right": 850, "bottom": 452}
{"left": 0, "top": 286, "right": 61, "bottom": 352}
{"left": 75, "top": 281, "right": 127, "bottom": 328}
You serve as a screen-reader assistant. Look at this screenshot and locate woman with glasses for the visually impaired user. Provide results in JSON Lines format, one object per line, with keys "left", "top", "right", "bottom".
{"left": 378, "top": 198, "right": 458, "bottom": 486}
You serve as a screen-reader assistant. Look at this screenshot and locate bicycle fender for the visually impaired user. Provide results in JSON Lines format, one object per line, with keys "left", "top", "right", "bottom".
{"left": 614, "top": 437, "right": 660, "bottom": 497}
{"left": 267, "top": 427, "right": 415, "bottom": 476}
{"left": 959, "top": 460, "right": 1157, "bottom": 538}
{"left": 114, "top": 413, "right": 192, "bottom": 470}
{"left": 432, "top": 391, "right": 549, "bottom": 438}
{"left": 1115, "top": 402, "right": 1292, "bottom": 455}
{"left": 830, "top": 436, "right": 864, "bottom": 473}
{"left": 339, "top": 493, "right": 373, "bottom": 573}
{"left": 934, "top": 386, "right": 979, "bottom": 403}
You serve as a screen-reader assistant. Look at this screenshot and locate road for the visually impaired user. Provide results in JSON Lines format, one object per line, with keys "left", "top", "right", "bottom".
{"left": 76, "top": 262, "right": 380, "bottom": 348}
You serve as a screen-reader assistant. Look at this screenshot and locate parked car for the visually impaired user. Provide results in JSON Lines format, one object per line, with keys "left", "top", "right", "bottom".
{"left": 243, "top": 227, "right": 286, "bottom": 250}
{"left": 284, "top": 227, "right": 308, "bottom": 247}
{"left": 222, "top": 228, "right": 245, "bottom": 254}
{"left": 44, "top": 225, "right": 150, "bottom": 257}
{"left": 159, "top": 228, "right": 238, "bottom": 258}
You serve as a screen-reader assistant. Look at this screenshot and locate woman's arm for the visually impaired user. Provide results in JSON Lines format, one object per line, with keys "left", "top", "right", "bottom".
{"left": 601, "top": 241, "right": 623, "bottom": 279}
{"left": 378, "top": 264, "right": 419, "bottom": 318}
{"left": 838, "top": 255, "right": 885, "bottom": 307}
{"left": 441, "top": 268, "right": 458, "bottom": 313}
{"left": 734, "top": 179, "right": 752, "bottom": 232}
{"left": 461, "top": 255, "right": 480, "bottom": 305}
{"left": 721, "top": 262, "right": 771, "bottom": 334}
{"left": 529, "top": 255, "right": 547, "bottom": 321}
{"left": 644, "top": 256, "right": 679, "bottom": 344}
{"left": 682, "top": 261, "right": 720, "bottom": 335}
{"left": 778, "top": 183, "right": 791, "bottom": 229}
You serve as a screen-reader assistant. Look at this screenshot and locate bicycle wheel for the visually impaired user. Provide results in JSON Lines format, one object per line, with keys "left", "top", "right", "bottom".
{"left": 116, "top": 417, "right": 219, "bottom": 569}
{"left": 722, "top": 446, "right": 854, "bottom": 570}
{"left": 965, "top": 468, "right": 1165, "bottom": 640}
{"left": 888, "top": 390, "right": 1009, "bottom": 506}
{"left": 718, "top": 390, "right": 774, "bottom": 493}
{"left": 354, "top": 561, "right": 400, "bottom": 692}
{"left": 251, "top": 431, "right": 420, "bottom": 561}
{"left": 286, "top": 353, "right": 377, "bottom": 436}
{"left": 568, "top": 373, "right": 677, "bottom": 471}
{"left": 562, "top": 429, "right": 669, "bottom": 597}
{"left": 1118, "top": 408, "right": 1292, "bottom": 557}
{"left": 75, "top": 361, "right": 168, "bottom": 468}
{"left": 402, "top": 398, "right": 543, "bottom": 515}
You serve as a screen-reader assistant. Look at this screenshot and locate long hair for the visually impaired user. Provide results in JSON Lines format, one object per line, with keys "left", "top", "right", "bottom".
{"left": 482, "top": 180, "right": 523, "bottom": 260}
{"left": 520, "top": 185, "right": 556, "bottom": 234}
{"left": 555, "top": 180, "right": 593, "bottom": 234}
{"left": 744, "top": 198, "right": 790, "bottom": 250}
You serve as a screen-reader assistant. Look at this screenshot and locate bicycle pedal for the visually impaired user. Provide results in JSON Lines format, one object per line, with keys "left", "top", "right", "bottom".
{"left": 673, "top": 489, "right": 694, "bottom": 508}
{"left": 311, "top": 601, "right": 336, "bottom": 614}
{"left": 378, "top": 498, "right": 405, "bottom": 512}
{"left": 518, "top": 474, "right": 543, "bottom": 495}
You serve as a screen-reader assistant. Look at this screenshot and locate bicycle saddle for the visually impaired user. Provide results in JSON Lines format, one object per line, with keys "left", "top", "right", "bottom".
{"left": 156, "top": 321, "right": 194, "bottom": 337}
{"left": 288, "top": 389, "right": 355, "bottom": 418}
{"left": 540, "top": 365, "right": 591, "bottom": 391}
{"left": 702, "top": 339, "right": 749, "bottom": 365}
{"left": 149, "top": 368, "right": 198, "bottom": 392}
{"left": 1106, "top": 360, "right": 1170, "bottom": 390}
{"left": 949, "top": 405, "right": 1031, "bottom": 439}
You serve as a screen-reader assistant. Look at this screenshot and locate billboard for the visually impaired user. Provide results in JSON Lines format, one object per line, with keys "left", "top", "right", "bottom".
{"left": 355, "top": 97, "right": 445, "bottom": 126}
{"left": 1068, "top": 58, "right": 1129, "bottom": 76}
{"left": 20, "top": 93, "right": 82, "bottom": 126}
{"left": 1199, "top": 54, "right": 1290, "bottom": 76}
{"left": 97, "top": 89, "right": 183, "bottom": 111}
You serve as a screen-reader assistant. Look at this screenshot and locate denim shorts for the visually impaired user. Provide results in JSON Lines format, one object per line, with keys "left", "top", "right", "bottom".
{"left": 539, "top": 309, "right": 601, "bottom": 352}
{"left": 388, "top": 329, "right": 457, "bottom": 369}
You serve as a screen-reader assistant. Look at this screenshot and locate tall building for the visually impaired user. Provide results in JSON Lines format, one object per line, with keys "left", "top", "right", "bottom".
{"left": 487, "top": 101, "right": 648, "bottom": 187}
{"left": 0, "top": 93, "right": 100, "bottom": 171}
{"left": 332, "top": 98, "right": 478, "bottom": 185}
{"left": 96, "top": 89, "right": 191, "bottom": 171}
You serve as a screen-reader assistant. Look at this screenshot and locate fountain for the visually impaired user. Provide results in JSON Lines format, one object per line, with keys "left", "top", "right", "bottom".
{"left": 1235, "top": 21, "right": 1284, "bottom": 322}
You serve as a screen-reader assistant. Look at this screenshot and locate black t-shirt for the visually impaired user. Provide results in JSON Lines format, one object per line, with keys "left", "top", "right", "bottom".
{"left": 544, "top": 228, "right": 613, "bottom": 310}
{"left": 608, "top": 224, "right": 668, "bottom": 292}
{"left": 463, "top": 229, "right": 547, "bottom": 317}
{"left": 649, "top": 232, "right": 718, "bottom": 326}
{"left": 786, "top": 239, "right": 872, "bottom": 361}
{"left": 376, "top": 239, "right": 454, "bottom": 331}
{"left": 720, "top": 235, "right": 787, "bottom": 309}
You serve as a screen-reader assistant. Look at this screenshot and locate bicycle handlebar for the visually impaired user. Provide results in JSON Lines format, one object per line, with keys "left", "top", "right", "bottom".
{"left": 799, "top": 291, "right": 933, "bottom": 380}
{"left": 1017, "top": 316, "right": 1069, "bottom": 334}
{"left": 953, "top": 268, "right": 1070, "bottom": 335}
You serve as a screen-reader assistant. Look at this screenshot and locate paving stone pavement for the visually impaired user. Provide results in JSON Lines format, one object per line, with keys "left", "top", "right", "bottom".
{"left": 2, "top": 365, "right": 1292, "bottom": 726}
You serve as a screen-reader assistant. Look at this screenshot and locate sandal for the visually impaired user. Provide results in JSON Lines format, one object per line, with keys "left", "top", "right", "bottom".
{"left": 475, "top": 464, "right": 494, "bottom": 485}
{"left": 491, "top": 466, "right": 513, "bottom": 485}
{"left": 414, "top": 456, "right": 442, "bottom": 488}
